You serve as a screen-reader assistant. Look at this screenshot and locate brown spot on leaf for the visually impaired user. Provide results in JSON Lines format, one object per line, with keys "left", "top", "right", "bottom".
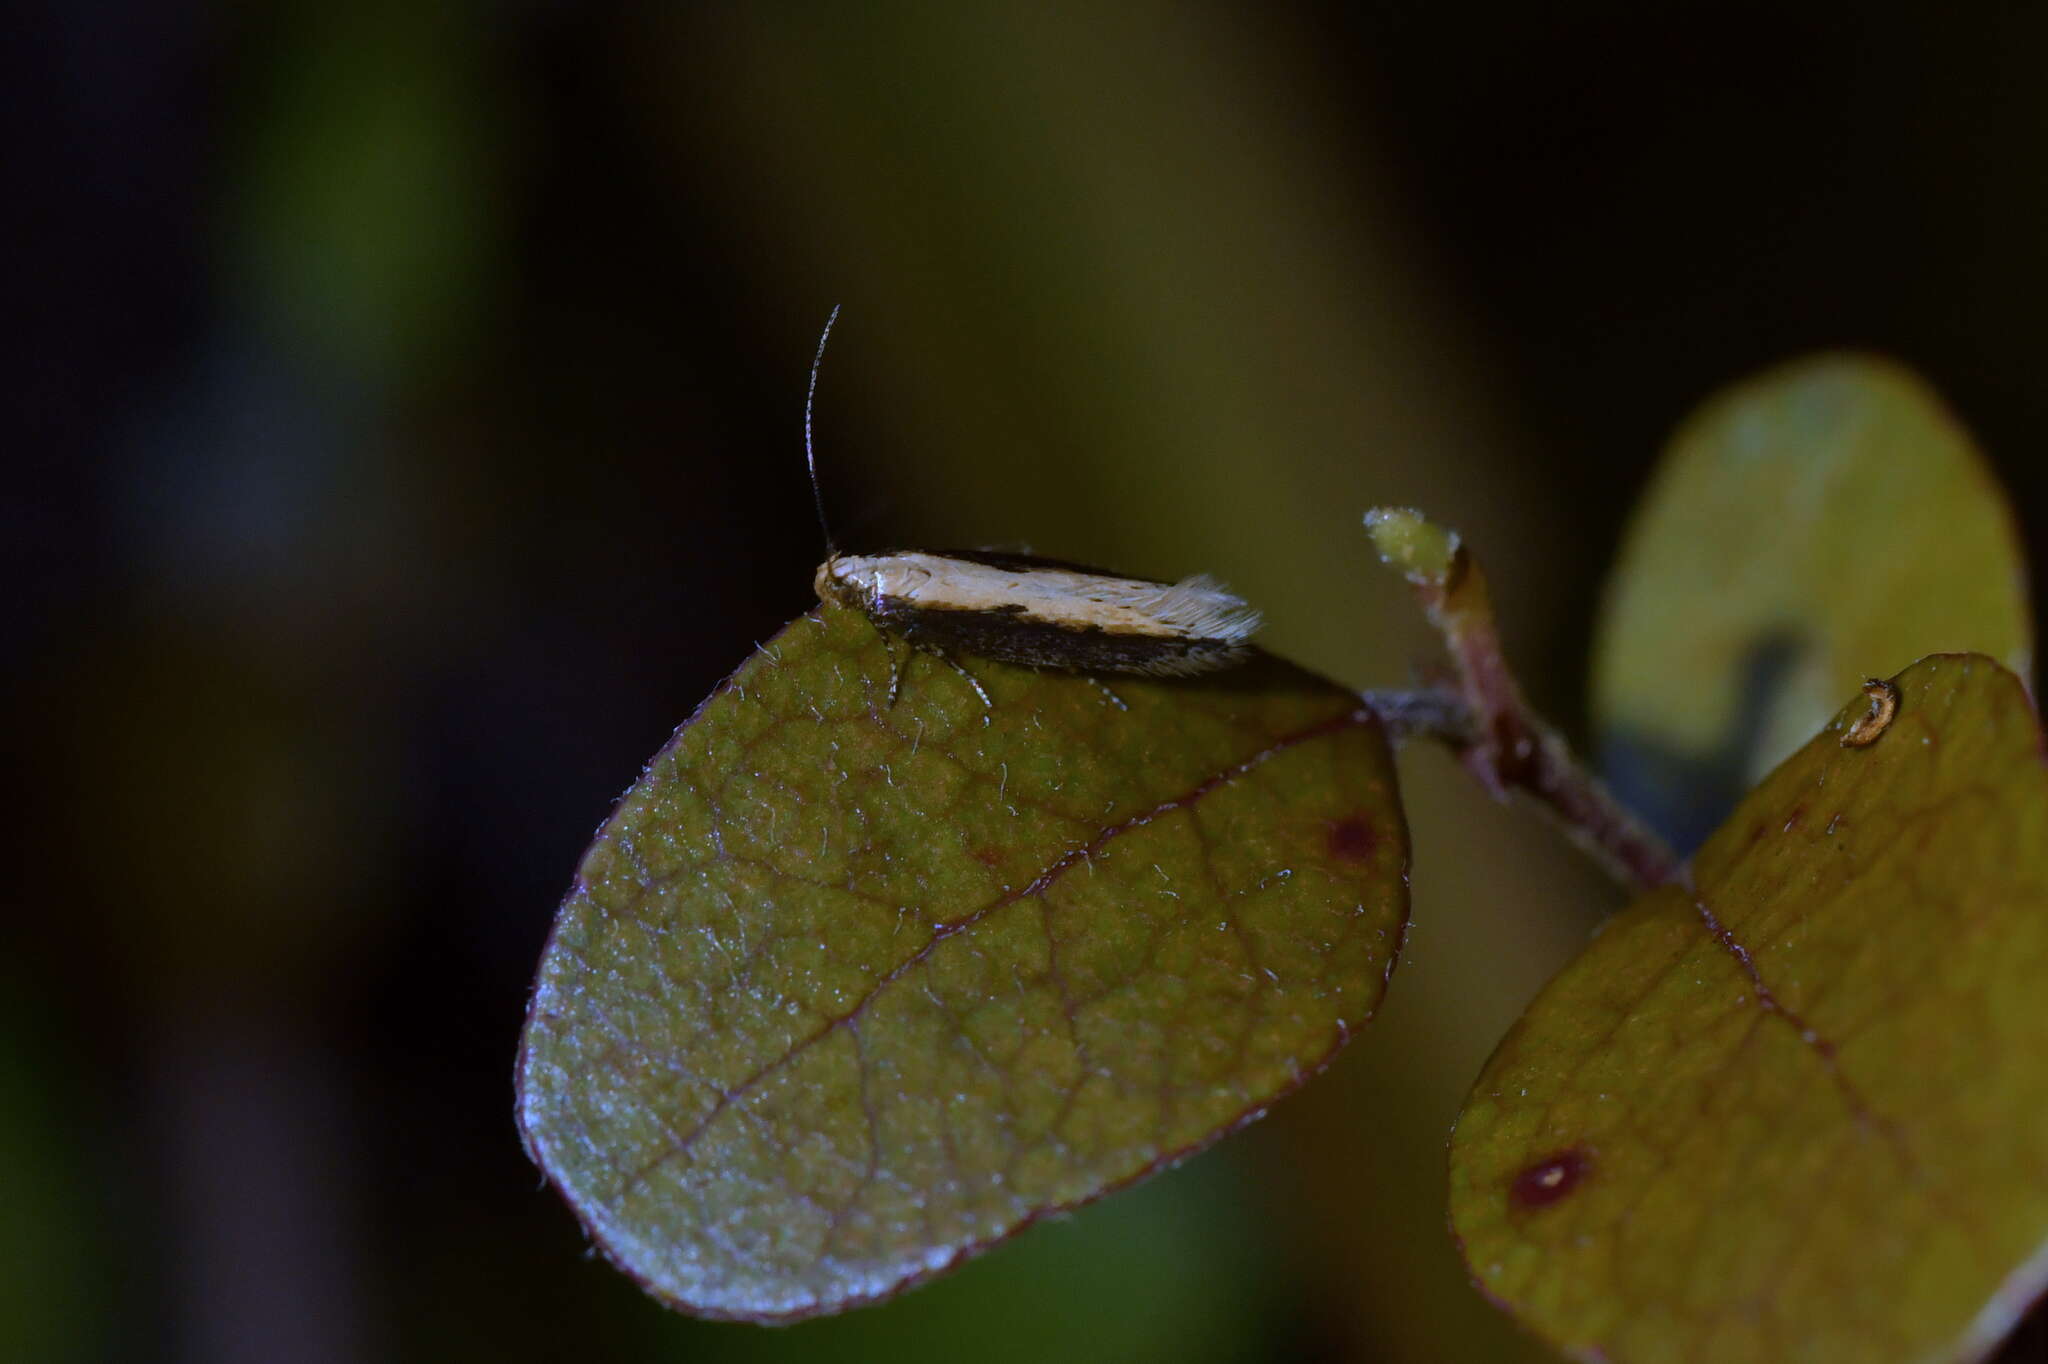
{"left": 1326, "top": 815, "right": 1379, "bottom": 861}
{"left": 1511, "top": 1149, "right": 1591, "bottom": 1209}
{"left": 969, "top": 846, "right": 1004, "bottom": 868}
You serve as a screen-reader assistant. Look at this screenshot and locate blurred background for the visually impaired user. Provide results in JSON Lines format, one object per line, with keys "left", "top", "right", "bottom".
{"left": 10, "top": 4, "right": 2047, "bottom": 1362}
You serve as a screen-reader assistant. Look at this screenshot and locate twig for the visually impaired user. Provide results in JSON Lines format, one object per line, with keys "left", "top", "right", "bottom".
{"left": 1363, "top": 509, "right": 1679, "bottom": 895}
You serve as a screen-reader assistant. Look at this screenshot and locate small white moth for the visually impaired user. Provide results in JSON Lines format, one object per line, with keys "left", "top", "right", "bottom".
{"left": 802, "top": 307, "right": 1262, "bottom": 698}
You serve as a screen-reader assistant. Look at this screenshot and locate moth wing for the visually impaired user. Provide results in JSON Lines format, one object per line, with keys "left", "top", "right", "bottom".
{"left": 1123, "top": 573, "right": 1262, "bottom": 643}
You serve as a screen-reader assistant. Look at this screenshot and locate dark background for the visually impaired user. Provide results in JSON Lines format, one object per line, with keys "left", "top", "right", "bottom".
{"left": 10, "top": 5, "right": 2044, "bottom": 1362}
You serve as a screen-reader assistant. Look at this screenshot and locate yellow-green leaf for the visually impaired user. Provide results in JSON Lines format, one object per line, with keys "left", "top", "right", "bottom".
{"left": 518, "top": 602, "right": 1409, "bottom": 1321}
{"left": 1592, "top": 355, "right": 2032, "bottom": 849}
{"left": 1451, "top": 654, "right": 2048, "bottom": 1363}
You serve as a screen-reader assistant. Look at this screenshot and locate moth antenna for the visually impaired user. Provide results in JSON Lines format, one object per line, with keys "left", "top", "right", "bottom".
{"left": 805, "top": 304, "right": 843, "bottom": 556}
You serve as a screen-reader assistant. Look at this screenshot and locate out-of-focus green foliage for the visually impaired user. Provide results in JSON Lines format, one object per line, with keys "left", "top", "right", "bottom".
{"left": 0, "top": 986, "right": 101, "bottom": 1364}
{"left": 232, "top": 5, "right": 503, "bottom": 383}
{"left": 520, "top": 603, "right": 1407, "bottom": 1319}
{"left": 1593, "top": 355, "right": 2033, "bottom": 849}
{"left": 642, "top": 1142, "right": 1279, "bottom": 1364}
{"left": 1454, "top": 656, "right": 2048, "bottom": 1363}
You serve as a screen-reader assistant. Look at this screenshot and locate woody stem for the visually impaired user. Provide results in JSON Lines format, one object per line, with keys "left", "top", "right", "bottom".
{"left": 1362, "top": 510, "right": 1680, "bottom": 896}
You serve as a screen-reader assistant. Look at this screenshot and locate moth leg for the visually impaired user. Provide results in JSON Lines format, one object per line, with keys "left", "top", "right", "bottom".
{"left": 935, "top": 651, "right": 993, "bottom": 714}
{"left": 881, "top": 632, "right": 910, "bottom": 708}
{"left": 892, "top": 623, "right": 992, "bottom": 716}
{"left": 1084, "top": 675, "right": 1129, "bottom": 711}
{"left": 902, "top": 635, "right": 990, "bottom": 714}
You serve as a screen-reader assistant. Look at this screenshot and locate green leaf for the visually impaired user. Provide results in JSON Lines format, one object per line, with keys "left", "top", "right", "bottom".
{"left": 1450, "top": 654, "right": 2048, "bottom": 1363}
{"left": 648, "top": 1145, "right": 1281, "bottom": 1364}
{"left": 518, "top": 602, "right": 1409, "bottom": 1321}
{"left": 1592, "top": 355, "right": 2033, "bottom": 849}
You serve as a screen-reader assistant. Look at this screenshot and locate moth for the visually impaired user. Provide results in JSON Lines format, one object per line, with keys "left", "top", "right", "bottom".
{"left": 801, "top": 307, "right": 1262, "bottom": 705}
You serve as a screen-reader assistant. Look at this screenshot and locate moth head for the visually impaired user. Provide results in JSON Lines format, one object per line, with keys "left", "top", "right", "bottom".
{"left": 814, "top": 553, "right": 877, "bottom": 612}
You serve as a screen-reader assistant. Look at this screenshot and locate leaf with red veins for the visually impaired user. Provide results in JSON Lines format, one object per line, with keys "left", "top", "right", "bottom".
{"left": 1451, "top": 654, "right": 2048, "bottom": 1364}
{"left": 517, "top": 602, "right": 1409, "bottom": 1321}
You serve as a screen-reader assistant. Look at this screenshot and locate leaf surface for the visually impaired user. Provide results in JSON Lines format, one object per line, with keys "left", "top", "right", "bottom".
{"left": 1592, "top": 355, "right": 2032, "bottom": 849}
{"left": 1451, "top": 654, "right": 2048, "bottom": 1363}
{"left": 518, "top": 603, "right": 1408, "bottom": 1320}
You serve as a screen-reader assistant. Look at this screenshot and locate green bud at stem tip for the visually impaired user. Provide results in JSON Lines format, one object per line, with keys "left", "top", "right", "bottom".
{"left": 1364, "top": 506, "right": 1461, "bottom": 586}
